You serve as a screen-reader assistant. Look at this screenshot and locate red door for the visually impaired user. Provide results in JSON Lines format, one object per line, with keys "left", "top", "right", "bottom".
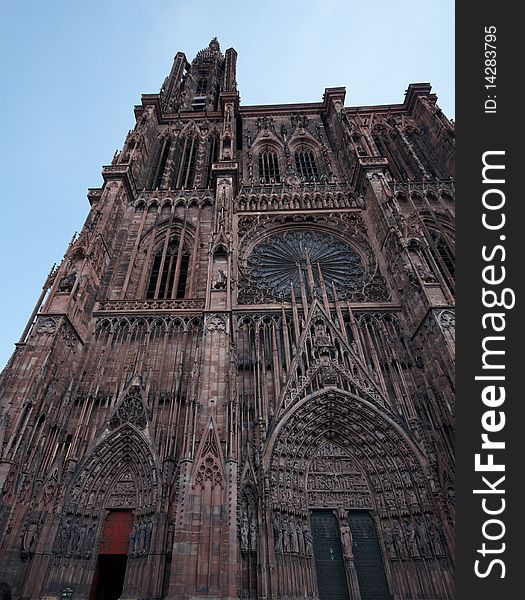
{"left": 98, "top": 510, "right": 134, "bottom": 554}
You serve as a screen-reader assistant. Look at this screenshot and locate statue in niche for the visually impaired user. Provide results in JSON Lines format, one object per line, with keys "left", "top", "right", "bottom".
{"left": 249, "top": 514, "right": 257, "bottom": 552}
{"left": 282, "top": 516, "right": 291, "bottom": 553}
{"left": 289, "top": 519, "right": 299, "bottom": 553}
{"left": 383, "top": 524, "right": 396, "bottom": 557}
{"left": 303, "top": 525, "right": 313, "bottom": 556}
{"left": 57, "top": 271, "right": 77, "bottom": 293}
{"left": 392, "top": 520, "right": 407, "bottom": 559}
{"left": 54, "top": 519, "right": 69, "bottom": 554}
{"left": 21, "top": 520, "right": 39, "bottom": 558}
{"left": 404, "top": 520, "right": 420, "bottom": 557}
{"left": 297, "top": 521, "right": 305, "bottom": 555}
{"left": 129, "top": 524, "right": 138, "bottom": 555}
{"left": 76, "top": 522, "right": 87, "bottom": 557}
{"left": 213, "top": 269, "right": 227, "bottom": 290}
{"left": 273, "top": 515, "right": 283, "bottom": 553}
{"left": 416, "top": 519, "right": 431, "bottom": 557}
{"left": 428, "top": 521, "right": 445, "bottom": 556}
{"left": 84, "top": 524, "right": 96, "bottom": 557}
{"left": 145, "top": 520, "right": 153, "bottom": 553}
{"left": 240, "top": 511, "right": 249, "bottom": 552}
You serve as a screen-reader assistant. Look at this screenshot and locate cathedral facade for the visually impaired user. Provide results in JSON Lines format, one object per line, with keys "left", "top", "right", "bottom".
{"left": 0, "top": 39, "right": 455, "bottom": 600}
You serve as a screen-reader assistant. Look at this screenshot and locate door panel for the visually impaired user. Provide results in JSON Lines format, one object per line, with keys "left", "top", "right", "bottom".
{"left": 348, "top": 511, "right": 390, "bottom": 600}
{"left": 99, "top": 510, "right": 134, "bottom": 555}
{"left": 311, "top": 511, "right": 350, "bottom": 600}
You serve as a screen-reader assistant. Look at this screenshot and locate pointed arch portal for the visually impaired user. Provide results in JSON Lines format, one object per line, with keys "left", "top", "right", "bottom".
{"left": 263, "top": 387, "right": 449, "bottom": 600}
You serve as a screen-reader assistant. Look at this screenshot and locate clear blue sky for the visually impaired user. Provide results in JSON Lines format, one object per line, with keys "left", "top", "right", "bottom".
{"left": 0, "top": 0, "right": 454, "bottom": 369}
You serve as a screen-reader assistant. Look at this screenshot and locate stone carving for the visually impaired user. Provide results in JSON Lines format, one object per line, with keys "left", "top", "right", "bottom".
{"left": 340, "top": 522, "right": 354, "bottom": 560}
{"left": 235, "top": 185, "right": 361, "bottom": 212}
{"left": 195, "top": 425, "right": 224, "bottom": 489}
{"left": 416, "top": 518, "right": 431, "bottom": 557}
{"left": 307, "top": 443, "right": 373, "bottom": 509}
{"left": 205, "top": 314, "right": 228, "bottom": 333}
{"left": 272, "top": 515, "right": 283, "bottom": 553}
{"left": 35, "top": 317, "right": 57, "bottom": 336}
{"left": 240, "top": 511, "right": 249, "bottom": 552}
{"left": 57, "top": 271, "right": 77, "bottom": 293}
{"left": 383, "top": 524, "right": 396, "bottom": 558}
{"left": 438, "top": 309, "right": 455, "bottom": 330}
{"left": 21, "top": 519, "right": 39, "bottom": 559}
{"left": 289, "top": 519, "right": 299, "bottom": 553}
{"left": 303, "top": 524, "right": 313, "bottom": 556}
{"left": 392, "top": 519, "right": 408, "bottom": 559}
{"left": 213, "top": 269, "right": 227, "bottom": 290}
{"left": 404, "top": 520, "right": 420, "bottom": 557}
{"left": 428, "top": 520, "right": 446, "bottom": 556}
{"left": 109, "top": 388, "right": 148, "bottom": 430}
{"left": 249, "top": 514, "right": 257, "bottom": 552}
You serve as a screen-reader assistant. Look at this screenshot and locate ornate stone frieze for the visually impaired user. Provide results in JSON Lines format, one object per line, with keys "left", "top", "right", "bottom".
{"left": 235, "top": 184, "right": 363, "bottom": 212}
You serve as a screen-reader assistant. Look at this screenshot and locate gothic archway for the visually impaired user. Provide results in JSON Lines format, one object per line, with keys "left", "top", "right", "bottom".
{"left": 44, "top": 422, "right": 162, "bottom": 600}
{"left": 262, "top": 387, "right": 453, "bottom": 600}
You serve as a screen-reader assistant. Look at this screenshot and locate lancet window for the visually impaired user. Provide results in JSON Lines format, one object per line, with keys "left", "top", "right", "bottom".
{"left": 258, "top": 148, "right": 281, "bottom": 183}
{"left": 173, "top": 135, "right": 199, "bottom": 188}
{"left": 146, "top": 236, "right": 190, "bottom": 299}
{"left": 294, "top": 146, "right": 318, "bottom": 181}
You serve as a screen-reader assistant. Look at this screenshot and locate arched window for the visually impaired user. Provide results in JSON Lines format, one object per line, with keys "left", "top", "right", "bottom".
{"left": 146, "top": 236, "right": 190, "bottom": 299}
{"left": 258, "top": 148, "right": 280, "bottom": 183}
{"left": 406, "top": 128, "right": 449, "bottom": 179}
{"left": 196, "top": 78, "right": 207, "bottom": 95}
{"left": 151, "top": 138, "right": 171, "bottom": 189}
{"left": 173, "top": 135, "right": 199, "bottom": 189}
{"left": 206, "top": 133, "right": 219, "bottom": 187}
{"left": 372, "top": 127, "right": 415, "bottom": 181}
{"left": 430, "top": 233, "right": 455, "bottom": 280}
{"left": 294, "top": 146, "right": 318, "bottom": 181}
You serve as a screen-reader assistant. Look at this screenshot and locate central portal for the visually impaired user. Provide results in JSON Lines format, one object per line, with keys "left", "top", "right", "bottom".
{"left": 310, "top": 511, "right": 350, "bottom": 600}
{"left": 91, "top": 554, "right": 128, "bottom": 600}
{"left": 89, "top": 510, "right": 133, "bottom": 600}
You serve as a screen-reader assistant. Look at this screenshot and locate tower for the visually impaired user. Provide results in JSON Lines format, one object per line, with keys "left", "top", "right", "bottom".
{"left": 0, "top": 39, "right": 455, "bottom": 600}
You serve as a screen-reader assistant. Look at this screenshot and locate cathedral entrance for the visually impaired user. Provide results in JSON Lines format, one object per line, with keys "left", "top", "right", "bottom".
{"left": 306, "top": 443, "right": 391, "bottom": 600}
{"left": 89, "top": 510, "right": 133, "bottom": 600}
{"left": 310, "top": 511, "right": 350, "bottom": 600}
{"left": 90, "top": 555, "right": 128, "bottom": 600}
{"left": 348, "top": 511, "right": 390, "bottom": 600}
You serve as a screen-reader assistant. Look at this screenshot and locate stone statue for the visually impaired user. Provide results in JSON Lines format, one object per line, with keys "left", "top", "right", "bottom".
{"left": 240, "top": 511, "right": 249, "bottom": 552}
{"left": 416, "top": 519, "right": 430, "bottom": 557}
{"left": 404, "top": 520, "right": 419, "bottom": 557}
{"left": 54, "top": 519, "right": 70, "bottom": 554}
{"left": 129, "top": 524, "right": 137, "bottom": 555}
{"left": 57, "top": 271, "right": 77, "bottom": 293}
{"left": 296, "top": 521, "right": 305, "bottom": 555}
{"left": 289, "top": 519, "right": 299, "bottom": 554}
{"left": 249, "top": 514, "right": 257, "bottom": 552}
{"left": 145, "top": 520, "right": 153, "bottom": 553}
{"left": 214, "top": 269, "right": 227, "bottom": 290}
{"left": 383, "top": 524, "right": 395, "bottom": 557}
{"left": 428, "top": 521, "right": 445, "bottom": 556}
{"left": 340, "top": 522, "right": 354, "bottom": 560}
{"left": 392, "top": 520, "right": 407, "bottom": 559}
{"left": 303, "top": 525, "right": 313, "bottom": 556}
{"left": 84, "top": 524, "right": 96, "bottom": 557}
{"left": 282, "top": 516, "right": 290, "bottom": 553}
{"left": 273, "top": 515, "right": 283, "bottom": 553}
{"left": 22, "top": 521, "right": 38, "bottom": 555}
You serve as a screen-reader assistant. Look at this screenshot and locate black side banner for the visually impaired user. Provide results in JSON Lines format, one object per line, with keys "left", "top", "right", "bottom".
{"left": 456, "top": 2, "right": 523, "bottom": 597}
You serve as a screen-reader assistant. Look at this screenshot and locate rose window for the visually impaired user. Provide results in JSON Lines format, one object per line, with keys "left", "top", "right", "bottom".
{"left": 245, "top": 230, "right": 365, "bottom": 301}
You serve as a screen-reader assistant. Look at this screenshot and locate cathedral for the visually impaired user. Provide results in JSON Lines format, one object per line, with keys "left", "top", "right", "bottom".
{"left": 0, "top": 39, "right": 455, "bottom": 600}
